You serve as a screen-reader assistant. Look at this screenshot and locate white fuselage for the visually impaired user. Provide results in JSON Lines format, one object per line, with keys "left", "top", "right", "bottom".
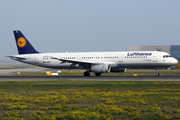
{"left": 12, "top": 51, "right": 178, "bottom": 69}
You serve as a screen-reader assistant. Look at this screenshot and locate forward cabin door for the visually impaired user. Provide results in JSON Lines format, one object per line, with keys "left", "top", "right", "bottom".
{"left": 118, "top": 55, "right": 123, "bottom": 62}
{"left": 77, "top": 55, "right": 82, "bottom": 60}
{"left": 153, "top": 52, "right": 158, "bottom": 62}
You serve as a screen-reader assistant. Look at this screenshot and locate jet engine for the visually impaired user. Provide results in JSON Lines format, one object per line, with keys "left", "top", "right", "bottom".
{"left": 110, "top": 68, "right": 126, "bottom": 72}
{"left": 91, "top": 64, "right": 110, "bottom": 73}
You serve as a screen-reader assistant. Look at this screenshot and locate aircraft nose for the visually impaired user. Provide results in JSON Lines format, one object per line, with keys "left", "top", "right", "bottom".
{"left": 172, "top": 58, "right": 178, "bottom": 65}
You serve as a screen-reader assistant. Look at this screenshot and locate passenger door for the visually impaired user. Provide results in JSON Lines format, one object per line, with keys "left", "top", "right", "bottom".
{"left": 153, "top": 52, "right": 158, "bottom": 62}
{"left": 34, "top": 55, "right": 40, "bottom": 65}
{"left": 118, "top": 55, "right": 123, "bottom": 62}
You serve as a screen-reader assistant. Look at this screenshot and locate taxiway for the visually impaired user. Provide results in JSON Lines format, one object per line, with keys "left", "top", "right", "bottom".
{"left": 0, "top": 76, "right": 180, "bottom": 81}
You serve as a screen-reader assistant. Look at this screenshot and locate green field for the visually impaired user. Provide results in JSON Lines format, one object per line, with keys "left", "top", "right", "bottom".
{"left": 1, "top": 80, "right": 180, "bottom": 119}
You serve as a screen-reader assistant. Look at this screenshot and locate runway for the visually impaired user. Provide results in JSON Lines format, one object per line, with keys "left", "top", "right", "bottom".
{"left": 0, "top": 76, "right": 180, "bottom": 81}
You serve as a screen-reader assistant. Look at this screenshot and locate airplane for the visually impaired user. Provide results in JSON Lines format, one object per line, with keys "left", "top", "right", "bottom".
{"left": 7, "top": 30, "right": 178, "bottom": 76}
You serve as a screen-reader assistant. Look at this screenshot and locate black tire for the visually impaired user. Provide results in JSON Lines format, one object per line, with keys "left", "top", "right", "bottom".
{"left": 156, "top": 73, "right": 160, "bottom": 76}
{"left": 84, "top": 72, "right": 90, "bottom": 76}
{"left": 95, "top": 73, "right": 101, "bottom": 76}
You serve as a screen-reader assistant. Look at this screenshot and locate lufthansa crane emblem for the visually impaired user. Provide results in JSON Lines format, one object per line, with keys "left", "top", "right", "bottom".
{"left": 17, "top": 37, "right": 26, "bottom": 48}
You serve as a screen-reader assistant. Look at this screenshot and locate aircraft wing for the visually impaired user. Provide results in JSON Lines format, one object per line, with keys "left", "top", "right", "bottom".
{"left": 51, "top": 57, "right": 95, "bottom": 68}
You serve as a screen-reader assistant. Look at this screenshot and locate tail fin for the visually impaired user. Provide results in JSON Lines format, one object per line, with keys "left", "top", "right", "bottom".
{"left": 13, "top": 30, "right": 39, "bottom": 54}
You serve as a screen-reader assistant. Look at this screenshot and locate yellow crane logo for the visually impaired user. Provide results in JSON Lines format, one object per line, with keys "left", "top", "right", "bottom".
{"left": 17, "top": 37, "right": 26, "bottom": 48}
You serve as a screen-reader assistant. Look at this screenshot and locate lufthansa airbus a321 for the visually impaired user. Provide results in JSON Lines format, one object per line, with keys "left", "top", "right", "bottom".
{"left": 7, "top": 30, "right": 178, "bottom": 76}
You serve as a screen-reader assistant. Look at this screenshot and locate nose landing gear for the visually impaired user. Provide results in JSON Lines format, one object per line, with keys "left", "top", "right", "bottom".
{"left": 155, "top": 68, "right": 160, "bottom": 76}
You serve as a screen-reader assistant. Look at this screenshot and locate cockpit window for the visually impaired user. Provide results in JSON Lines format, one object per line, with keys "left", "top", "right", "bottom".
{"left": 163, "top": 55, "right": 171, "bottom": 58}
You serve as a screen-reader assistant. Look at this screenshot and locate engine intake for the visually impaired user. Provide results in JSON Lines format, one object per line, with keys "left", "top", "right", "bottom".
{"left": 91, "top": 64, "right": 110, "bottom": 73}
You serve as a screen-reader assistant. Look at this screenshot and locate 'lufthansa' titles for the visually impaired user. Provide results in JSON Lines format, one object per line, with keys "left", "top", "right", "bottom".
{"left": 127, "top": 52, "right": 152, "bottom": 56}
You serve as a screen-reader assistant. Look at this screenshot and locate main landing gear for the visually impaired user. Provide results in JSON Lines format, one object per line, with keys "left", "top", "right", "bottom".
{"left": 83, "top": 72, "right": 102, "bottom": 76}
{"left": 155, "top": 68, "right": 160, "bottom": 76}
{"left": 95, "top": 73, "right": 101, "bottom": 76}
{"left": 84, "top": 71, "right": 90, "bottom": 76}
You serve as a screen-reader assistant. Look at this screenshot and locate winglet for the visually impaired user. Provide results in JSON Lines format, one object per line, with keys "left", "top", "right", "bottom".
{"left": 13, "top": 30, "right": 39, "bottom": 54}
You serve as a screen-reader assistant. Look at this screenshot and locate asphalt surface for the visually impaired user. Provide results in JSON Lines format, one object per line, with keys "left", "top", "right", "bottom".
{"left": 0, "top": 67, "right": 51, "bottom": 76}
{"left": 0, "top": 76, "right": 180, "bottom": 81}
{"left": 0, "top": 66, "right": 180, "bottom": 81}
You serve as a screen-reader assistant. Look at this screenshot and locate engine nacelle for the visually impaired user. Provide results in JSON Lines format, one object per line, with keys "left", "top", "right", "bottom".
{"left": 91, "top": 64, "right": 110, "bottom": 73}
{"left": 110, "top": 68, "right": 126, "bottom": 72}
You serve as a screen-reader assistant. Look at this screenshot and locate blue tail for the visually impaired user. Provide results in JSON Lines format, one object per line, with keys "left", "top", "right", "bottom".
{"left": 13, "top": 30, "right": 39, "bottom": 54}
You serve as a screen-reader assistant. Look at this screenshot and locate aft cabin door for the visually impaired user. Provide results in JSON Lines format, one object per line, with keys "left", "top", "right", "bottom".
{"left": 34, "top": 55, "right": 39, "bottom": 65}
{"left": 153, "top": 53, "right": 158, "bottom": 62}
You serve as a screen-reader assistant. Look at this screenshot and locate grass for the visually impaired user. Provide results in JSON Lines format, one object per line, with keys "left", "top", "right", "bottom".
{"left": 1, "top": 80, "right": 180, "bottom": 119}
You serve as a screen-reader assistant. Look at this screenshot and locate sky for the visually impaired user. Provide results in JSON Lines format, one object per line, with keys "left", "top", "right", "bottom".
{"left": 0, "top": 0, "right": 180, "bottom": 61}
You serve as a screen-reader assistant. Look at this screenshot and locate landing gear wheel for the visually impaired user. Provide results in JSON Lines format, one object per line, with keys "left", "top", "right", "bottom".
{"left": 155, "top": 68, "right": 160, "bottom": 76}
{"left": 95, "top": 73, "right": 101, "bottom": 76}
{"left": 84, "top": 72, "right": 90, "bottom": 76}
{"left": 156, "top": 73, "right": 160, "bottom": 76}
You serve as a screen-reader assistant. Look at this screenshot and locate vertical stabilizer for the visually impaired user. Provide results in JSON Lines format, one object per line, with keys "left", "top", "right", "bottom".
{"left": 13, "top": 30, "right": 39, "bottom": 54}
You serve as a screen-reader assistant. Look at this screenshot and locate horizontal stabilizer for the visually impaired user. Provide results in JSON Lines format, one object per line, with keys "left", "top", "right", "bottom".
{"left": 6, "top": 56, "right": 27, "bottom": 60}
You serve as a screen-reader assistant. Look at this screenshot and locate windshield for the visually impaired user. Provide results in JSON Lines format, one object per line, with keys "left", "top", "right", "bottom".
{"left": 163, "top": 55, "right": 171, "bottom": 58}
